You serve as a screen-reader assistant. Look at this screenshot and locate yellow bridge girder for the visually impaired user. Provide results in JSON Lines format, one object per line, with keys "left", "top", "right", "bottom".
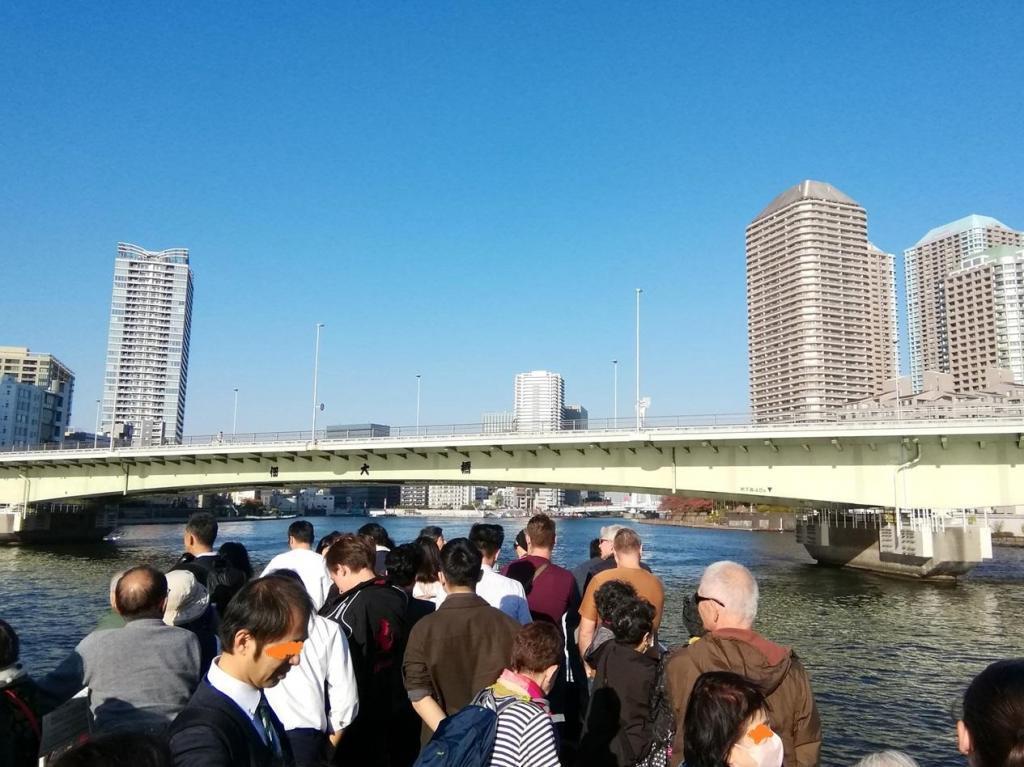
{"left": 2, "top": 423, "right": 1023, "bottom": 509}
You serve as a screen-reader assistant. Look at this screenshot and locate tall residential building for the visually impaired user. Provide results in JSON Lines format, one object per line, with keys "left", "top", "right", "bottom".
{"left": 946, "top": 245, "right": 1024, "bottom": 391}
{"left": 514, "top": 370, "right": 565, "bottom": 508}
{"left": 0, "top": 346, "right": 75, "bottom": 440}
{"left": 905, "top": 215, "right": 1023, "bottom": 391}
{"left": 514, "top": 371, "right": 565, "bottom": 432}
{"left": 400, "top": 484, "right": 429, "bottom": 508}
{"left": 746, "top": 180, "right": 897, "bottom": 422}
{"left": 101, "top": 243, "right": 194, "bottom": 446}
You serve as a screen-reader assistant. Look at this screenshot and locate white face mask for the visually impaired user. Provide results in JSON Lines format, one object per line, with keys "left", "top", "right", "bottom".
{"left": 728, "top": 727, "right": 784, "bottom": 767}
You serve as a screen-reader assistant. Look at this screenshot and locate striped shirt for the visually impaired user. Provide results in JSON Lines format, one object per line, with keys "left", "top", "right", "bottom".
{"left": 488, "top": 697, "right": 560, "bottom": 767}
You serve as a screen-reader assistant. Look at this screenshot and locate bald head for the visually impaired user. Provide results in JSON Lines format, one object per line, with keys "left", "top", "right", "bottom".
{"left": 114, "top": 566, "right": 169, "bottom": 621}
{"left": 698, "top": 560, "right": 759, "bottom": 629}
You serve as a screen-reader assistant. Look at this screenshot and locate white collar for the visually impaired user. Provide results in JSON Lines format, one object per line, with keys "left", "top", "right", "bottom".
{"left": 481, "top": 563, "right": 495, "bottom": 572}
{"left": 208, "top": 656, "right": 262, "bottom": 718}
{"left": 194, "top": 551, "right": 218, "bottom": 558}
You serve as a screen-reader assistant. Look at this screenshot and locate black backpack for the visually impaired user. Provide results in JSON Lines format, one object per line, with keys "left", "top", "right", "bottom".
{"left": 631, "top": 653, "right": 675, "bottom": 767}
{"left": 173, "top": 555, "right": 247, "bottom": 614}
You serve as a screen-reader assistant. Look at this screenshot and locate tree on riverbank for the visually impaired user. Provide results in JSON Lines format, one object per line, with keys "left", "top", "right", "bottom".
{"left": 659, "top": 496, "right": 714, "bottom": 514}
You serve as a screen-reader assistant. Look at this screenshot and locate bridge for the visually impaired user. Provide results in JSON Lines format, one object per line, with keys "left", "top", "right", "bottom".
{"left": 3, "top": 410, "right": 1024, "bottom": 509}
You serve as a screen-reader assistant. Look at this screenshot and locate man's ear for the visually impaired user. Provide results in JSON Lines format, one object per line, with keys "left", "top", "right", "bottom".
{"left": 438, "top": 571, "right": 448, "bottom": 589}
{"left": 233, "top": 629, "right": 254, "bottom": 656}
{"left": 957, "top": 720, "right": 972, "bottom": 757}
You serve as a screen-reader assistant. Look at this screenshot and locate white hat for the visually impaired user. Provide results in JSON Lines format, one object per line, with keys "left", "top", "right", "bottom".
{"left": 164, "top": 570, "right": 210, "bottom": 626}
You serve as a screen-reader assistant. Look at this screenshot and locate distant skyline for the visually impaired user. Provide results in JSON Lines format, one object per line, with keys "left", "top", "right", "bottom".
{"left": 2, "top": 3, "right": 1021, "bottom": 434}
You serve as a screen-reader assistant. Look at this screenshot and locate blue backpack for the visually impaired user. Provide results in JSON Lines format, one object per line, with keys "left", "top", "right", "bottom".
{"left": 413, "top": 689, "right": 508, "bottom": 767}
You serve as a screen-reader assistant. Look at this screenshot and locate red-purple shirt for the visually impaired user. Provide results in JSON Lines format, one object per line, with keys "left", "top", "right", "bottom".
{"left": 502, "top": 555, "right": 580, "bottom": 633}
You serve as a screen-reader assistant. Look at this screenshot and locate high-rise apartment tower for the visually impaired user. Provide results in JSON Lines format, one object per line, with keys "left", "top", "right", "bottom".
{"left": 905, "top": 215, "right": 1024, "bottom": 392}
{"left": 746, "top": 181, "right": 897, "bottom": 422}
{"left": 514, "top": 371, "right": 565, "bottom": 432}
{"left": 101, "top": 243, "right": 194, "bottom": 445}
{"left": 946, "top": 245, "right": 1024, "bottom": 391}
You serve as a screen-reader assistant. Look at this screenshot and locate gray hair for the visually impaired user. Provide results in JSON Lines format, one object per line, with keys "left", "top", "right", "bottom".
{"left": 699, "top": 561, "right": 759, "bottom": 626}
{"left": 599, "top": 524, "right": 627, "bottom": 542}
{"left": 852, "top": 751, "right": 920, "bottom": 767}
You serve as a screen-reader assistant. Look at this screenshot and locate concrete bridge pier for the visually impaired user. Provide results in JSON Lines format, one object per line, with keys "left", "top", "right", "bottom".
{"left": 796, "top": 508, "right": 994, "bottom": 580}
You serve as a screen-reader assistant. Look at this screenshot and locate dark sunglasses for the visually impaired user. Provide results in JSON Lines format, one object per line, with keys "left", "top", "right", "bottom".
{"left": 694, "top": 591, "right": 725, "bottom": 608}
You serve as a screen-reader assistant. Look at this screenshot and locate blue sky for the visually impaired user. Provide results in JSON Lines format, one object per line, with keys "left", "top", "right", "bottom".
{"left": 2, "top": 2, "right": 1022, "bottom": 435}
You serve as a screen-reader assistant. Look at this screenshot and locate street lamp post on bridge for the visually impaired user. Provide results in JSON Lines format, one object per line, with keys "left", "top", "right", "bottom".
{"left": 311, "top": 323, "right": 325, "bottom": 443}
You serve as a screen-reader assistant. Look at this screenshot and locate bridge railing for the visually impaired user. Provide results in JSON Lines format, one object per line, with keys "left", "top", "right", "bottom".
{"left": 4, "top": 403, "right": 1024, "bottom": 456}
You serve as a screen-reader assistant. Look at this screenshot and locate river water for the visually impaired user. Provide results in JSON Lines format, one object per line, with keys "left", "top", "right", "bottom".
{"left": 2, "top": 516, "right": 1021, "bottom": 766}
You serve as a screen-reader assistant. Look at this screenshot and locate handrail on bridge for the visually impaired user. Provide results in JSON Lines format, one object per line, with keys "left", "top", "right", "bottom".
{"left": 3, "top": 403, "right": 1024, "bottom": 457}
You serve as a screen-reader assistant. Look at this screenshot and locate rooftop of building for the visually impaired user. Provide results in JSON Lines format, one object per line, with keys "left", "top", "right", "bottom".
{"left": 116, "top": 242, "right": 190, "bottom": 263}
{"left": 752, "top": 180, "right": 859, "bottom": 222}
{"left": 911, "top": 214, "right": 1014, "bottom": 248}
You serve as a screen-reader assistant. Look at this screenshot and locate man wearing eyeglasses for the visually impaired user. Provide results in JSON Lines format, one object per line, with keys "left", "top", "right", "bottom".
{"left": 665, "top": 561, "right": 821, "bottom": 767}
{"left": 169, "top": 575, "right": 313, "bottom": 767}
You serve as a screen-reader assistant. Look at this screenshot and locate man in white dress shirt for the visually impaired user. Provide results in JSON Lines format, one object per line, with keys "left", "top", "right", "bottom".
{"left": 263, "top": 570, "right": 359, "bottom": 767}
{"left": 261, "top": 520, "right": 332, "bottom": 610}
{"left": 469, "top": 523, "right": 533, "bottom": 624}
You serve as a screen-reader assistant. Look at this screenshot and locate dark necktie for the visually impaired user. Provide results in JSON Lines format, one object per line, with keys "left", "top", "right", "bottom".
{"left": 255, "top": 695, "right": 283, "bottom": 758}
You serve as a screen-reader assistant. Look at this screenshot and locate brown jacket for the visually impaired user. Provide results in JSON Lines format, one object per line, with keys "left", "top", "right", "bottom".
{"left": 402, "top": 592, "right": 520, "bottom": 742}
{"left": 665, "top": 628, "right": 821, "bottom": 767}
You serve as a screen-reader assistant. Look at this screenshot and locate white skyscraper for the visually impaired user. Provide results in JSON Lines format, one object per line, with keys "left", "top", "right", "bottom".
{"left": 514, "top": 370, "right": 565, "bottom": 432}
{"left": 514, "top": 370, "right": 565, "bottom": 509}
{"left": 102, "top": 243, "right": 194, "bottom": 446}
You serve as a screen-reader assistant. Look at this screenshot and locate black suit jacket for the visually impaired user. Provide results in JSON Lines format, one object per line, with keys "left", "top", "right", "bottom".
{"left": 168, "top": 678, "right": 292, "bottom": 767}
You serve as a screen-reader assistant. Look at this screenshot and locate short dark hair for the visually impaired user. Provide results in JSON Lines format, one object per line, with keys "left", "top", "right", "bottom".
{"left": 514, "top": 529, "right": 528, "bottom": 552}
{"left": 317, "top": 530, "right": 343, "bottom": 555}
{"left": 115, "top": 566, "right": 168, "bottom": 620}
{"left": 386, "top": 543, "right": 423, "bottom": 589}
{"left": 440, "top": 537, "right": 482, "bottom": 588}
{"left": 0, "top": 619, "right": 20, "bottom": 668}
{"left": 415, "top": 535, "right": 442, "bottom": 583}
{"left": 469, "top": 523, "right": 504, "bottom": 557}
{"left": 419, "top": 525, "right": 444, "bottom": 542}
{"left": 218, "top": 575, "right": 313, "bottom": 655}
{"left": 594, "top": 579, "right": 638, "bottom": 623}
{"left": 610, "top": 596, "right": 655, "bottom": 645}
{"left": 52, "top": 732, "right": 173, "bottom": 767}
{"left": 218, "top": 541, "right": 254, "bottom": 580}
{"left": 589, "top": 538, "right": 602, "bottom": 559}
{"left": 324, "top": 534, "right": 376, "bottom": 573}
{"left": 962, "top": 659, "right": 1024, "bottom": 767}
{"left": 288, "top": 520, "right": 314, "bottom": 545}
{"left": 185, "top": 512, "right": 218, "bottom": 547}
{"left": 510, "top": 622, "right": 563, "bottom": 673}
{"left": 683, "top": 672, "right": 767, "bottom": 767}
{"left": 358, "top": 522, "right": 395, "bottom": 550}
{"left": 526, "top": 514, "right": 555, "bottom": 549}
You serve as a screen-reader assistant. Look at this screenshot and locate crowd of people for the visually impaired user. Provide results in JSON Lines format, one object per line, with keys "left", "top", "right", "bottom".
{"left": 1, "top": 512, "right": 1022, "bottom": 767}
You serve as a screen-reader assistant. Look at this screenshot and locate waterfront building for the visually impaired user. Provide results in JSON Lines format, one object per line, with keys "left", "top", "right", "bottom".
{"left": 330, "top": 485, "right": 400, "bottom": 513}
{"left": 514, "top": 370, "right": 565, "bottom": 508}
{"left": 325, "top": 423, "right": 390, "bottom": 439}
{"left": 0, "top": 375, "right": 45, "bottom": 448}
{"left": 0, "top": 346, "right": 74, "bottom": 441}
{"left": 101, "top": 243, "right": 194, "bottom": 446}
{"left": 400, "top": 484, "right": 429, "bottom": 508}
{"left": 746, "top": 180, "right": 897, "bottom": 422}
{"left": 482, "top": 410, "right": 514, "bottom": 434}
{"left": 946, "top": 245, "right": 1024, "bottom": 391}
{"left": 428, "top": 485, "right": 483, "bottom": 507}
{"left": 905, "top": 215, "right": 1023, "bottom": 392}
{"left": 844, "top": 368, "right": 1024, "bottom": 420}
{"left": 514, "top": 371, "right": 565, "bottom": 431}
{"left": 562, "top": 403, "right": 588, "bottom": 431}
